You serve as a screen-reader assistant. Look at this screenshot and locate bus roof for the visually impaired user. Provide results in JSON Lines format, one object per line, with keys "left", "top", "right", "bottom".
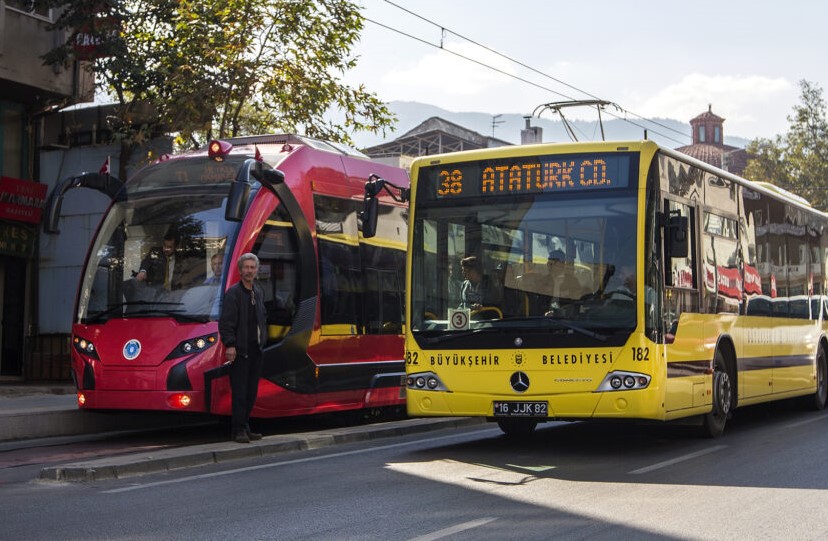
{"left": 409, "top": 139, "right": 826, "bottom": 218}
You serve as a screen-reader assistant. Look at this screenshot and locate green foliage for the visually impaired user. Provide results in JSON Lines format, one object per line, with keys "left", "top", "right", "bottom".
{"left": 743, "top": 80, "right": 828, "bottom": 211}
{"left": 43, "top": 0, "right": 395, "bottom": 159}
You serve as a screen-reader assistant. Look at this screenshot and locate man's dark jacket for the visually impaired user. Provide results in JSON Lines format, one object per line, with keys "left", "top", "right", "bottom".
{"left": 218, "top": 282, "right": 267, "bottom": 356}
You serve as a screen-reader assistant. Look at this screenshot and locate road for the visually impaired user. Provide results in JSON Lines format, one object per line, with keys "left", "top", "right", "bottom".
{"left": 2, "top": 400, "right": 828, "bottom": 540}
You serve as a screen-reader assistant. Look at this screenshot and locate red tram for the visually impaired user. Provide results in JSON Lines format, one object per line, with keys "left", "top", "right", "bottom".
{"left": 46, "top": 135, "right": 409, "bottom": 418}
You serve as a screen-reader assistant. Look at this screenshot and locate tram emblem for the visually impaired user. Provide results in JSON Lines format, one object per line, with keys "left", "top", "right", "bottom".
{"left": 123, "top": 339, "right": 142, "bottom": 360}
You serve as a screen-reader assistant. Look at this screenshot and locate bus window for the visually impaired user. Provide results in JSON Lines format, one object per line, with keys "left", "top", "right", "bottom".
{"left": 664, "top": 199, "right": 698, "bottom": 342}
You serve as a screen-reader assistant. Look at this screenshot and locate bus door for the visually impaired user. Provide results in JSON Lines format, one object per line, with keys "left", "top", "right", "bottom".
{"left": 662, "top": 198, "right": 705, "bottom": 411}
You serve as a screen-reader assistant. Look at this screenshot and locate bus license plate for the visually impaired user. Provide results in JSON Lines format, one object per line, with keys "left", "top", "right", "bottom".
{"left": 493, "top": 401, "right": 548, "bottom": 417}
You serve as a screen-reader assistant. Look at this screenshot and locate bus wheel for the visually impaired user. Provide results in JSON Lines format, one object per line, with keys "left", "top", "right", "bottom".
{"left": 497, "top": 418, "right": 538, "bottom": 437}
{"left": 701, "top": 350, "right": 732, "bottom": 438}
{"left": 806, "top": 346, "right": 827, "bottom": 411}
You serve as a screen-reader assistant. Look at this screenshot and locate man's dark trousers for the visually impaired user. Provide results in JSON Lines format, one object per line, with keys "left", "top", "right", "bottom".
{"left": 230, "top": 349, "right": 263, "bottom": 432}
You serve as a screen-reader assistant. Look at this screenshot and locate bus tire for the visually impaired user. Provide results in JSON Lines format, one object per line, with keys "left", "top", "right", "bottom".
{"left": 497, "top": 418, "right": 538, "bottom": 437}
{"left": 806, "top": 346, "right": 827, "bottom": 411}
{"left": 701, "top": 349, "right": 733, "bottom": 438}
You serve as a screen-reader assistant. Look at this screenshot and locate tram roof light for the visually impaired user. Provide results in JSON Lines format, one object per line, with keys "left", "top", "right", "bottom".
{"left": 208, "top": 140, "right": 233, "bottom": 161}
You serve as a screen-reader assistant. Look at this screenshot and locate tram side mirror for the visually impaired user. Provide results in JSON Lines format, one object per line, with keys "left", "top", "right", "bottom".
{"left": 225, "top": 180, "right": 250, "bottom": 222}
{"left": 360, "top": 195, "right": 379, "bottom": 238}
{"left": 667, "top": 214, "right": 689, "bottom": 258}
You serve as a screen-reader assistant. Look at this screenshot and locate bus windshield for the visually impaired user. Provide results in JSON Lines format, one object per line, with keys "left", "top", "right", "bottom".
{"left": 77, "top": 190, "right": 241, "bottom": 324}
{"left": 410, "top": 191, "right": 639, "bottom": 345}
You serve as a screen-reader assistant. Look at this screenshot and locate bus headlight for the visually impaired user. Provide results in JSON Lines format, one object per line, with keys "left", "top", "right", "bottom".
{"left": 407, "top": 371, "right": 448, "bottom": 392}
{"left": 596, "top": 371, "right": 651, "bottom": 392}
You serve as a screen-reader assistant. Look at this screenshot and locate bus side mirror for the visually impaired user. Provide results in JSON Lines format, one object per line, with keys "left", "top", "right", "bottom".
{"left": 667, "top": 214, "right": 688, "bottom": 258}
{"left": 360, "top": 195, "right": 379, "bottom": 238}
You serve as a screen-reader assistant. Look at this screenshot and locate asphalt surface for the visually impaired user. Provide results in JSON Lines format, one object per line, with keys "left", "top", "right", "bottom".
{"left": 0, "top": 383, "right": 483, "bottom": 482}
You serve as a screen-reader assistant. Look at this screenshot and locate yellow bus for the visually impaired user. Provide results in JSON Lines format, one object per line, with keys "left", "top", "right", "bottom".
{"left": 369, "top": 140, "right": 828, "bottom": 437}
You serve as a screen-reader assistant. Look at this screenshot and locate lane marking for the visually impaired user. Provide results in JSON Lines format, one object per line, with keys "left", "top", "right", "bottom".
{"left": 406, "top": 518, "right": 498, "bottom": 541}
{"left": 782, "top": 414, "right": 828, "bottom": 429}
{"left": 101, "top": 428, "right": 498, "bottom": 494}
{"left": 628, "top": 445, "right": 727, "bottom": 475}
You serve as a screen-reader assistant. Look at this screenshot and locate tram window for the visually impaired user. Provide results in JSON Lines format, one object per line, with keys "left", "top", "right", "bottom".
{"left": 315, "top": 195, "right": 362, "bottom": 334}
{"left": 251, "top": 207, "right": 300, "bottom": 341}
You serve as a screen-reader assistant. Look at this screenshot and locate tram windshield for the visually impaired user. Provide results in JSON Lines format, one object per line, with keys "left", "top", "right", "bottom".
{"left": 77, "top": 191, "right": 240, "bottom": 323}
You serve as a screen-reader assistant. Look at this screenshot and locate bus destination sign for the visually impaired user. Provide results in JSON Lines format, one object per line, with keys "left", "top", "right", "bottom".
{"left": 424, "top": 153, "right": 633, "bottom": 200}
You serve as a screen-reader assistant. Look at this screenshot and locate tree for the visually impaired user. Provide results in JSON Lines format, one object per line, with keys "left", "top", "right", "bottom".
{"left": 43, "top": 0, "right": 396, "bottom": 179}
{"left": 743, "top": 80, "right": 828, "bottom": 211}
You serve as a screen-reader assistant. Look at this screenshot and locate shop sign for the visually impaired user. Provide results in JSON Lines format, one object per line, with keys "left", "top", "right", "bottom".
{"left": 0, "top": 176, "right": 48, "bottom": 225}
{"left": 0, "top": 222, "right": 37, "bottom": 258}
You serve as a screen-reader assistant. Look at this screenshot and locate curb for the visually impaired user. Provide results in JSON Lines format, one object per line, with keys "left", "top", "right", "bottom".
{"left": 39, "top": 417, "right": 487, "bottom": 482}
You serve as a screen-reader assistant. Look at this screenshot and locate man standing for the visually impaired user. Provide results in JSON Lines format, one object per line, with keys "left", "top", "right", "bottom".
{"left": 218, "top": 253, "right": 267, "bottom": 443}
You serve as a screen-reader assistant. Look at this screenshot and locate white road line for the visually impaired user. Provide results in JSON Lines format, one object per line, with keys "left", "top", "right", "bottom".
{"left": 101, "top": 428, "right": 498, "bottom": 494}
{"left": 628, "top": 445, "right": 727, "bottom": 475}
{"left": 406, "top": 518, "right": 498, "bottom": 541}
{"left": 782, "top": 414, "right": 828, "bottom": 429}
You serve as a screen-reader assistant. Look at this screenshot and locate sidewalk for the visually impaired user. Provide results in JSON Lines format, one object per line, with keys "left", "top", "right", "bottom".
{"left": 0, "top": 383, "right": 212, "bottom": 442}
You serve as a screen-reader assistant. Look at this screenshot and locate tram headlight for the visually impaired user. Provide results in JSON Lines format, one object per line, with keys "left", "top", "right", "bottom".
{"left": 72, "top": 335, "right": 100, "bottom": 360}
{"left": 596, "top": 371, "right": 651, "bottom": 392}
{"left": 167, "top": 333, "right": 219, "bottom": 360}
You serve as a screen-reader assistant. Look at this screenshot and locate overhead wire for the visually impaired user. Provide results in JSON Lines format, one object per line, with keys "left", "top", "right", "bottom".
{"left": 367, "top": 0, "right": 692, "bottom": 146}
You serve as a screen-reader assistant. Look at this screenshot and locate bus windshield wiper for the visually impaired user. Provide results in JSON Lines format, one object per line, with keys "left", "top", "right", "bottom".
{"left": 545, "top": 319, "right": 607, "bottom": 342}
{"left": 493, "top": 316, "right": 608, "bottom": 341}
{"left": 417, "top": 327, "right": 507, "bottom": 344}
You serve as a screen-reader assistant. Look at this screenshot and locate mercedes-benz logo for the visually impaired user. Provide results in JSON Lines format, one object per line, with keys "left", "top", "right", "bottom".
{"left": 510, "top": 371, "right": 530, "bottom": 393}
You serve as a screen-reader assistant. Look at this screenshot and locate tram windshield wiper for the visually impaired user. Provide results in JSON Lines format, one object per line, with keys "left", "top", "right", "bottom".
{"left": 84, "top": 301, "right": 206, "bottom": 324}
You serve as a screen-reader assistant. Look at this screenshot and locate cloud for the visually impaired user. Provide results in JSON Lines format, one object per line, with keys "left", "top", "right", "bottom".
{"left": 631, "top": 74, "right": 795, "bottom": 138}
{"left": 379, "top": 40, "right": 517, "bottom": 107}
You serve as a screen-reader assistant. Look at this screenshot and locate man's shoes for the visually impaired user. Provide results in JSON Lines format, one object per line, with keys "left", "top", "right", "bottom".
{"left": 233, "top": 430, "right": 250, "bottom": 444}
{"left": 247, "top": 430, "right": 263, "bottom": 441}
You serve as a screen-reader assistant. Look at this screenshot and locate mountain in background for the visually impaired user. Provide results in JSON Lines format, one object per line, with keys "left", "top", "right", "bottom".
{"left": 351, "top": 101, "right": 751, "bottom": 151}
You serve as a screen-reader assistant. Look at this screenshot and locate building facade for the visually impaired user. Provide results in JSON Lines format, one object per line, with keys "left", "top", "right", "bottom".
{"left": 674, "top": 105, "right": 748, "bottom": 176}
{"left": 1, "top": 1, "right": 94, "bottom": 381}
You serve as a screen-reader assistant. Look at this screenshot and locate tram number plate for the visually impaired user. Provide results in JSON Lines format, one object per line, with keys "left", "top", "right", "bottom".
{"left": 493, "top": 401, "right": 548, "bottom": 417}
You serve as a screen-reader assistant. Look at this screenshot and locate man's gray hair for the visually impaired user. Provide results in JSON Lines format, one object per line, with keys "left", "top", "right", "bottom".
{"left": 237, "top": 252, "right": 260, "bottom": 270}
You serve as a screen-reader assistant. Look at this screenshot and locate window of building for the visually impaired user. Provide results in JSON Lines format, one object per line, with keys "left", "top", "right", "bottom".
{"left": 698, "top": 125, "right": 706, "bottom": 143}
{"left": 6, "top": 0, "right": 51, "bottom": 19}
{"left": 1, "top": 103, "right": 25, "bottom": 178}
{"left": 714, "top": 126, "right": 721, "bottom": 143}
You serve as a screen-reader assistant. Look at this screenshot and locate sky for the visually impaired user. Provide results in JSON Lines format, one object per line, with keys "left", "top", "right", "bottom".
{"left": 345, "top": 0, "right": 828, "bottom": 142}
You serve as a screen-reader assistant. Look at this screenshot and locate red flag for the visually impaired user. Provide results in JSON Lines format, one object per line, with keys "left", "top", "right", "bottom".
{"left": 254, "top": 145, "right": 263, "bottom": 162}
{"left": 99, "top": 156, "right": 111, "bottom": 175}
